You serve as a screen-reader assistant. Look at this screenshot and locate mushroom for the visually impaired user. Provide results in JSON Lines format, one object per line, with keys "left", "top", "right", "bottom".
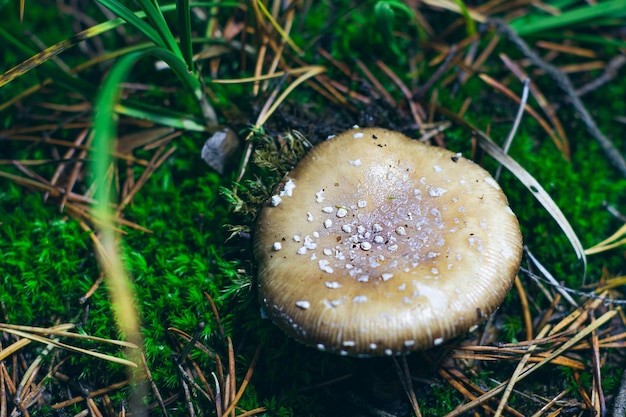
{"left": 254, "top": 127, "right": 523, "bottom": 357}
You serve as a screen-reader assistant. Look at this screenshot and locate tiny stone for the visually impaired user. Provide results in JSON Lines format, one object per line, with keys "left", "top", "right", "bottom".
{"left": 388, "top": 244, "right": 398, "bottom": 251}
{"left": 353, "top": 132, "right": 364, "bottom": 138}
{"left": 360, "top": 242, "right": 372, "bottom": 251}
{"left": 357, "top": 200, "right": 367, "bottom": 208}
{"left": 322, "top": 206, "right": 334, "bottom": 213}
{"left": 307, "top": 212, "right": 314, "bottom": 222}
{"left": 343, "top": 340, "right": 356, "bottom": 346}
{"left": 324, "top": 219, "right": 333, "bottom": 229}
{"left": 433, "top": 337, "right": 444, "bottom": 346}
{"left": 404, "top": 340, "right": 415, "bottom": 347}
{"left": 293, "top": 235, "right": 301, "bottom": 242}
{"left": 342, "top": 224, "right": 352, "bottom": 233}
{"left": 372, "top": 223, "right": 383, "bottom": 232}
{"left": 381, "top": 273, "right": 393, "bottom": 281}
{"left": 369, "top": 343, "right": 377, "bottom": 350}
{"left": 395, "top": 226, "right": 406, "bottom": 236}
{"left": 325, "top": 282, "right": 342, "bottom": 289}
{"left": 316, "top": 343, "right": 326, "bottom": 351}
{"left": 316, "top": 189, "right": 325, "bottom": 203}
{"left": 323, "top": 248, "right": 333, "bottom": 256}
{"left": 384, "top": 349, "right": 393, "bottom": 356}
{"left": 374, "top": 236, "right": 384, "bottom": 244}
{"left": 353, "top": 295, "right": 368, "bottom": 303}
{"left": 349, "top": 159, "right": 362, "bottom": 166}
{"left": 272, "top": 242, "right": 282, "bottom": 251}
{"left": 336, "top": 207, "right": 348, "bottom": 217}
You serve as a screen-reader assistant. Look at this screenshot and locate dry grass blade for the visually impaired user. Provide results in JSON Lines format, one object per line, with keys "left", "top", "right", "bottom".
{"left": 0, "top": 324, "right": 75, "bottom": 361}
{"left": 236, "top": 65, "right": 326, "bottom": 182}
{"left": 0, "top": 323, "right": 138, "bottom": 348}
{"left": 514, "top": 276, "right": 533, "bottom": 341}
{"left": 50, "top": 380, "right": 130, "bottom": 410}
{"left": 377, "top": 60, "right": 424, "bottom": 126}
{"left": 221, "top": 346, "right": 263, "bottom": 417}
{"left": 210, "top": 66, "right": 322, "bottom": 84}
{"left": 585, "top": 222, "right": 626, "bottom": 255}
{"left": 493, "top": 326, "right": 551, "bottom": 417}
{"left": 420, "top": 0, "right": 487, "bottom": 22}
{"left": 535, "top": 41, "right": 597, "bottom": 58}
{"left": 0, "top": 327, "right": 138, "bottom": 368}
{"left": 253, "top": 0, "right": 303, "bottom": 56}
{"left": 392, "top": 355, "right": 422, "bottom": 417}
{"left": 445, "top": 310, "right": 617, "bottom": 416}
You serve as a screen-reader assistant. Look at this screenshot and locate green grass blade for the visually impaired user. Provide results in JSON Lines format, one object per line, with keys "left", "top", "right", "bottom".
{"left": 452, "top": 0, "right": 476, "bottom": 36}
{"left": 116, "top": 101, "right": 208, "bottom": 131}
{"left": 97, "top": 0, "right": 164, "bottom": 47}
{"left": 510, "top": 0, "right": 626, "bottom": 35}
{"left": 133, "top": 0, "right": 183, "bottom": 59}
{"left": 177, "top": 0, "right": 194, "bottom": 70}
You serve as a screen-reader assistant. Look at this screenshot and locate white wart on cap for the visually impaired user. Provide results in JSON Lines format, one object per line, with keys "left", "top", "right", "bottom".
{"left": 254, "top": 127, "right": 523, "bottom": 357}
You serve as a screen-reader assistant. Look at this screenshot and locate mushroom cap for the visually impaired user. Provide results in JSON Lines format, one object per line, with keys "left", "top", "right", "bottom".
{"left": 254, "top": 127, "right": 523, "bottom": 357}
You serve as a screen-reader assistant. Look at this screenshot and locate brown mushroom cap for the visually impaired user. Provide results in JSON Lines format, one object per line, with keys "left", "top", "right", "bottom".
{"left": 254, "top": 127, "right": 523, "bottom": 357}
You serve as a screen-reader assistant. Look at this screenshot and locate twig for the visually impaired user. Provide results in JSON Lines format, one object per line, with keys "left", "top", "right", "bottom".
{"left": 490, "top": 19, "right": 626, "bottom": 178}
{"left": 576, "top": 54, "right": 626, "bottom": 97}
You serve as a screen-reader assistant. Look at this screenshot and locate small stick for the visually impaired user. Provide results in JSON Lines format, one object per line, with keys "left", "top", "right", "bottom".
{"left": 576, "top": 54, "right": 626, "bottom": 97}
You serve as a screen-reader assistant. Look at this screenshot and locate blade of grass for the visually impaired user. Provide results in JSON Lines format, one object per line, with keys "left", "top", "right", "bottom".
{"left": 133, "top": 0, "right": 183, "bottom": 59}
{"left": 177, "top": 0, "right": 193, "bottom": 69}
{"left": 115, "top": 102, "right": 208, "bottom": 131}
{"left": 452, "top": 0, "right": 476, "bottom": 36}
{"left": 509, "top": 0, "right": 626, "bottom": 35}
{"left": 97, "top": 0, "right": 164, "bottom": 47}
{"left": 92, "top": 44, "right": 155, "bottom": 415}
